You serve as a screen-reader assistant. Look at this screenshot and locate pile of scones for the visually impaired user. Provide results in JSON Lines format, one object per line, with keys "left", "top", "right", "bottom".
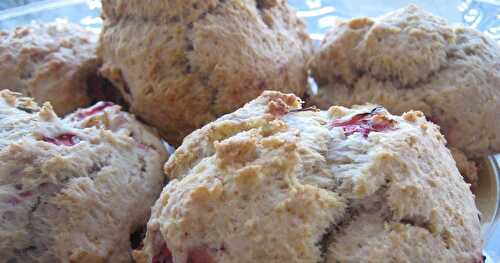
{"left": 1, "top": 1, "right": 499, "bottom": 263}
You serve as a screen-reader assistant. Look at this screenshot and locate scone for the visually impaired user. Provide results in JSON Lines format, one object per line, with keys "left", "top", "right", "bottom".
{"left": 99, "top": 0, "right": 312, "bottom": 145}
{"left": 134, "top": 91, "right": 482, "bottom": 263}
{"left": 0, "top": 90, "right": 168, "bottom": 263}
{"left": 0, "top": 22, "right": 121, "bottom": 115}
{"left": 308, "top": 5, "right": 500, "bottom": 185}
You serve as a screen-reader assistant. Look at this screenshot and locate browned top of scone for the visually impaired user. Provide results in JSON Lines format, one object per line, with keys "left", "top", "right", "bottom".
{"left": 134, "top": 91, "right": 481, "bottom": 263}
{"left": 99, "top": 0, "right": 312, "bottom": 145}
{"left": 0, "top": 22, "right": 101, "bottom": 115}
{"left": 0, "top": 90, "right": 168, "bottom": 263}
{"left": 308, "top": 5, "right": 500, "bottom": 185}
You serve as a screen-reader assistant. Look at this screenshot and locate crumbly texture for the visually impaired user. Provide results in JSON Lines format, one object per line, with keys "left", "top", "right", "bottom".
{"left": 0, "top": 90, "right": 168, "bottom": 263}
{"left": 98, "top": 0, "right": 312, "bottom": 145}
{"left": 134, "top": 91, "right": 481, "bottom": 263}
{"left": 0, "top": 22, "right": 121, "bottom": 115}
{"left": 308, "top": 5, "right": 500, "bottom": 185}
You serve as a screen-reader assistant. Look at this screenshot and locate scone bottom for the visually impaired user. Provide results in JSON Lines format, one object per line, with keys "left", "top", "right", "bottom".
{"left": 135, "top": 91, "right": 482, "bottom": 263}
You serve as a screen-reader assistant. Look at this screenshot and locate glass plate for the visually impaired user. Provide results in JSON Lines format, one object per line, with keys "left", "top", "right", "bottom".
{"left": 1, "top": 0, "right": 499, "bottom": 261}
{"left": 290, "top": 0, "right": 500, "bottom": 42}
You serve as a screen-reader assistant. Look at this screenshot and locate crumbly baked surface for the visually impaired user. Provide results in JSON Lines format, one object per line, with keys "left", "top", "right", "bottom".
{"left": 0, "top": 22, "right": 118, "bottom": 115}
{"left": 308, "top": 5, "right": 500, "bottom": 185}
{"left": 98, "top": 0, "right": 312, "bottom": 145}
{"left": 134, "top": 91, "right": 481, "bottom": 263}
{"left": 0, "top": 90, "right": 168, "bottom": 263}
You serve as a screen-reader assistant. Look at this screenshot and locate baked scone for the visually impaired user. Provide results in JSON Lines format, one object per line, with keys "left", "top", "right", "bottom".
{"left": 99, "top": 0, "right": 312, "bottom": 145}
{"left": 0, "top": 90, "right": 168, "bottom": 263}
{"left": 0, "top": 22, "right": 121, "bottom": 115}
{"left": 134, "top": 91, "right": 482, "bottom": 263}
{"left": 308, "top": 5, "right": 500, "bottom": 186}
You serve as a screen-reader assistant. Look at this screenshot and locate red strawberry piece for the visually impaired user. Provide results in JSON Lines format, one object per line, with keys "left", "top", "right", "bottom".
{"left": 187, "top": 246, "right": 215, "bottom": 263}
{"left": 137, "top": 143, "right": 147, "bottom": 150}
{"left": 473, "top": 254, "right": 485, "bottom": 263}
{"left": 331, "top": 108, "right": 393, "bottom": 137}
{"left": 19, "top": 191, "right": 33, "bottom": 198}
{"left": 340, "top": 121, "right": 372, "bottom": 137}
{"left": 75, "top": 102, "right": 114, "bottom": 120}
{"left": 5, "top": 191, "right": 33, "bottom": 206}
{"left": 152, "top": 244, "right": 216, "bottom": 263}
{"left": 42, "top": 133, "right": 79, "bottom": 146}
{"left": 370, "top": 118, "right": 393, "bottom": 132}
{"left": 332, "top": 113, "right": 367, "bottom": 127}
{"left": 153, "top": 243, "right": 173, "bottom": 263}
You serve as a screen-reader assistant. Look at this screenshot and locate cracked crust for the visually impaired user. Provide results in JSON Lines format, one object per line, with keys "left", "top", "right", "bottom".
{"left": 98, "top": 0, "right": 312, "bottom": 145}
{"left": 134, "top": 91, "right": 481, "bottom": 263}
{"left": 0, "top": 90, "right": 168, "bottom": 263}
{"left": 0, "top": 22, "right": 120, "bottom": 115}
{"left": 308, "top": 5, "right": 500, "bottom": 186}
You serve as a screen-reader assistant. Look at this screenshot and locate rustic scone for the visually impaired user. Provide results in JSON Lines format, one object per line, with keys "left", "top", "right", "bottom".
{"left": 308, "top": 5, "right": 500, "bottom": 185}
{"left": 134, "top": 91, "right": 482, "bottom": 263}
{"left": 0, "top": 90, "right": 168, "bottom": 263}
{"left": 99, "top": 0, "right": 312, "bottom": 145}
{"left": 0, "top": 22, "right": 120, "bottom": 115}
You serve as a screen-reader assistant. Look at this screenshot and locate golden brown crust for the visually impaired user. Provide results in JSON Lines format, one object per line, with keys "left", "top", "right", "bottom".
{"left": 0, "top": 22, "right": 101, "bottom": 115}
{"left": 138, "top": 91, "right": 481, "bottom": 263}
{"left": 0, "top": 90, "right": 168, "bottom": 263}
{"left": 99, "top": 0, "right": 312, "bottom": 145}
{"left": 308, "top": 5, "right": 500, "bottom": 185}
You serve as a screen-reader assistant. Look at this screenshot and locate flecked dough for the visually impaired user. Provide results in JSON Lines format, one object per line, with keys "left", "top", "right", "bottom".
{"left": 309, "top": 5, "right": 500, "bottom": 185}
{"left": 0, "top": 22, "right": 118, "bottom": 115}
{"left": 98, "top": 0, "right": 312, "bottom": 145}
{"left": 134, "top": 91, "right": 482, "bottom": 263}
{"left": 0, "top": 90, "right": 168, "bottom": 263}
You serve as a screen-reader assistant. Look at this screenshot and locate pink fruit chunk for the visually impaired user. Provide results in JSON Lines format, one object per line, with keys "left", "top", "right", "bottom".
{"left": 187, "top": 246, "right": 215, "bottom": 263}
{"left": 75, "top": 101, "right": 114, "bottom": 120}
{"left": 331, "top": 108, "right": 393, "bottom": 137}
{"left": 152, "top": 244, "right": 216, "bottom": 263}
{"left": 472, "top": 254, "right": 485, "bottom": 263}
{"left": 153, "top": 243, "right": 173, "bottom": 263}
{"left": 42, "top": 133, "right": 79, "bottom": 146}
{"left": 137, "top": 143, "right": 147, "bottom": 150}
{"left": 5, "top": 191, "right": 33, "bottom": 206}
{"left": 19, "top": 191, "right": 33, "bottom": 198}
